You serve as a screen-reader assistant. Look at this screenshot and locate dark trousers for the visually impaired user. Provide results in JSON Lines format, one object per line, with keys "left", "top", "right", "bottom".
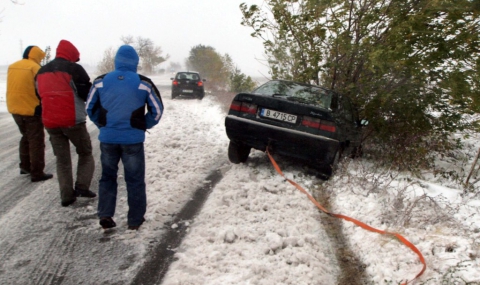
{"left": 12, "top": 114, "right": 46, "bottom": 179}
{"left": 46, "top": 123, "right": 95, "bottom": 203}
{"left": 98, "top": 142, "right": 146, "bottom": 227}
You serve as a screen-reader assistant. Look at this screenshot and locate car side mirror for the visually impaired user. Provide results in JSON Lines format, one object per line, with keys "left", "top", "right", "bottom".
{"left": 170, "top": 78, "right": 174, "bottom": 80}
{"left": 203, "top": 79, "right": 207, "bottom": 82}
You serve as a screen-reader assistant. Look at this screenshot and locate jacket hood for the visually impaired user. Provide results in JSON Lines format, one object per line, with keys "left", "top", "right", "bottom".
{"left": 22, "top": 46, "right": 46, "bottom": 65}
{"left": 114, "top": 45, "right": 139, "bottom": 72}
{"left": 55, "top": 40, "right": 80, "bottom": 62}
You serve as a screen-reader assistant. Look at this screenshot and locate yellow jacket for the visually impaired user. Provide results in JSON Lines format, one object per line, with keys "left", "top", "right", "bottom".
{"left": 6, "top": 46, "right": 46, "bottom": 116}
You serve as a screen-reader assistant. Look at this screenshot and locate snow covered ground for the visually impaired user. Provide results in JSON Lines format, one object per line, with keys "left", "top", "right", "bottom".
{"left": 0, "top": 71, "right": 479, "bottom": 284}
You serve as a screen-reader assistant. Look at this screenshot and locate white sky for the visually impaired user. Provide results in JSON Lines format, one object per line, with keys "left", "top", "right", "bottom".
{"left": 0, "top": 74, "right": 479, "bottom": 284}
{"left": 0, "top": 0, "right": 270, "bottom": 77}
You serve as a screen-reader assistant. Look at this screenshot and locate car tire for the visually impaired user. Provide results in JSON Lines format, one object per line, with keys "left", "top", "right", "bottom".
{"left": 322, "top": 147, "right": 342, "bottom": 178}
{"left": 228, "top": 140, "right": 251, "bottom": 164}
{"left": 172, "top": 93, "right": 177, "bottom": 99}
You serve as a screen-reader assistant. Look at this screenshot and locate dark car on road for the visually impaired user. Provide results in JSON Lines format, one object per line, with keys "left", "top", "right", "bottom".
{"left": 171, "top": 71, "right": 206, "bottom": 100}
{"left": 224, "top": 80, "right": 365, "bottom": 176}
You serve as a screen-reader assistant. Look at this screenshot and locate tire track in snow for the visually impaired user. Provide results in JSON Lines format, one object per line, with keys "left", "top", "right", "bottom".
{"left": 132, "top": 165, "right": 229, "bottom": 285}
{"left": 31, "top": 230, "right": 75, "bottom": 285}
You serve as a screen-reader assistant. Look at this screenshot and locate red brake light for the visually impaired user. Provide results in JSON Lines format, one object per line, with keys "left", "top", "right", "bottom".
{"left": 301, "top": 116, "right": 336, "bottom": 132}
{"left": 197, "top": 81, "right": 203, "bottom": 87}
{"left": 172, "top": 80, "right": 179, "bottom": 86}
{"left": 230, "top": 101, "right": 242, "bottom": 112}
{"left": 241, "top": 103, "right": 257, "bottom": 114}
{"left": 229, "top": 101, "right": 257, "bottom": 114}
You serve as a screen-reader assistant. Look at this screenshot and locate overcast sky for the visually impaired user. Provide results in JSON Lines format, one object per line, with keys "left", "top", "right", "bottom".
{"left": 0, "top": 0, "right": 269, "bottom": 77}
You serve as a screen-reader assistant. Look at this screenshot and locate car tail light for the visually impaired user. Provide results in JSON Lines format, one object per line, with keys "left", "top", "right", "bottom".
{"left": 197, "top": 81, "right": 203, "bottom": 87}
{"left": 301, "top": 116, "right": 336, "bottom": 132}
{"left": 172, "top": 80, "right": 179, "bottom": 86}
{"left": 230, "top": 101, "right": 257, "bottom": 114}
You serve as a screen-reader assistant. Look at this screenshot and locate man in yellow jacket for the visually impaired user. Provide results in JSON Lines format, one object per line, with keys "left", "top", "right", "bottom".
{"left": 6, "top": 46, "right": 53, "bottom": 182}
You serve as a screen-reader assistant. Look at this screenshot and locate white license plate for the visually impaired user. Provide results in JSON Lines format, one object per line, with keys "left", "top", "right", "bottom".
{"left": 260, "top": 108, "right": 297, "bottom": 123}
{"left": 182, "top": 89, "right": 193, "bottom": 93}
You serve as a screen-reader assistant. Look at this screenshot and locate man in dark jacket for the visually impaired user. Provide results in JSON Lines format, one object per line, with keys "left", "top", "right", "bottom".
{"left": 6, "top": 45, "right": 53, "bottom": 182}
{"left": 86, "top": 45, "right": 163, "bottom": 230}
{"left": 36, "top": 39, "right": 96, "bottom": 207}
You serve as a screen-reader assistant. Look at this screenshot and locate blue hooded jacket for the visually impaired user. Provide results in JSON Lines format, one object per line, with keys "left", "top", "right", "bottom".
{"left": 86, "top": 45, "right": 163, "bottom": 144}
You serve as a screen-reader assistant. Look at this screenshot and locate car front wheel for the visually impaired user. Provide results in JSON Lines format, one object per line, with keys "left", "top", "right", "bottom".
{"left": 228, "top": 140, "right": 251, "bottom": 163}
{"left": 350, "top": 145, "right": 363, "bottom": 158}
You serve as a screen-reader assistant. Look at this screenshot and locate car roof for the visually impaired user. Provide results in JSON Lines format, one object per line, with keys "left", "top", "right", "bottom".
{"left": 176, "top": 71, "right": 200, "bottom": 74}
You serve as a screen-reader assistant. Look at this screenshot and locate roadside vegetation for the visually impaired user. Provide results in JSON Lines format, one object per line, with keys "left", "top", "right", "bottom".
{"left": 240, "top": 0, "right": 480, "bottom": 176}
{"left": 185, "top": 44, "right": 257, "bottom": 93}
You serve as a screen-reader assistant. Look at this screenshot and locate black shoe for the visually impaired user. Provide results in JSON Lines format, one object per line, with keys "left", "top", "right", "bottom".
{"left": 20, "top": 169, "right": 30, "bottom": 175}
{"left": 31, "top": 173, "right": 53, "bottom": 182}
{"left": 100, "top": 217, "right": 116, "bottom": 229}
{"left": 128, "top": 218, "right": 145, "bottom": 230}
{"left": 75, "top": 188, "right": 97, "bottom": 198}
{"left": 61, "top": 197, "right": 76, "bottom": 207}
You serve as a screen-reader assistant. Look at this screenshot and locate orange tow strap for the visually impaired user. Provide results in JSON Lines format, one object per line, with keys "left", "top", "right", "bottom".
{"left": 266, "top": 149, "right": 426, "bottom": 284}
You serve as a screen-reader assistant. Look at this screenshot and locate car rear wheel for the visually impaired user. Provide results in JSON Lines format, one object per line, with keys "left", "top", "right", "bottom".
{"left": 228, "top": 140, "right": 251, "bottom": 164}
{"left": 322, "top": 147, "right": 342, "bottom": 178}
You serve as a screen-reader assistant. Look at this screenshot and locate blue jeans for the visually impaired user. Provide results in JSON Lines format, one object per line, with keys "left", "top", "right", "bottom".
{"left": 98, "top": 142, "right": 146, "bottom": 226}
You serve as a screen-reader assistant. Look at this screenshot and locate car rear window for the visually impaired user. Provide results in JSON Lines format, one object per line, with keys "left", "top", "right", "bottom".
{"left": 176, "top": 73, "right": 200, "bottom": 80}
{"left": 252, "top": 80, "right": 332, "bottom": 109}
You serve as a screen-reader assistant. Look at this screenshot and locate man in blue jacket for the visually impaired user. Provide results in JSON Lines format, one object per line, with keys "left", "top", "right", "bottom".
{"left": 86, "top": 45, "right": 164, "bottom": 230}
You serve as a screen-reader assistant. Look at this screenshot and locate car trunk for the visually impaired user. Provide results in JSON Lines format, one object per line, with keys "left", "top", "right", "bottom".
{"left": 228, "top": 93, "right": 338, "bottom": 139}
{"left": 225, "top": 93, "right": 340, "bottom": 165}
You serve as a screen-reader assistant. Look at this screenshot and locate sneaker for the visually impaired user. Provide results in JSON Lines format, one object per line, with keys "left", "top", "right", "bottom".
{"left": 20, "top": 169, "right": 30, "bottom": 175}
{"left": 31, "top": 173, "right": 53, "bottom": 182}
{"left": 128, "top": 218, "right": 145, "bottom": 231}
{"left": 61, "top": 197, "right": 76, "bottom": 207}
{"left": 75, "top": 188, "right": 97, "bottom": 198}
{"left": 100, "top": 217, "right": 116, "bottom": 229}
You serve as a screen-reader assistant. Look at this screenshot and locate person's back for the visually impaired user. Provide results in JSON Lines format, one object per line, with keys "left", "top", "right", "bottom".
{"left": 86, "top": 45, "right": 163, "bottom": 230}
{"left": 36, "top": 40, "right": 92, "bottom": 129}
{"left": 7, "top": 46, "right": 45, "bottom": 116}
{"left": 87, "top": 45, "right": 163, "bottom": 144}
{"left": 6, "top": 46, "right": 53, "bottom": 182}
{"left": 36, "top": 39, "right": 96, "bottom": 207}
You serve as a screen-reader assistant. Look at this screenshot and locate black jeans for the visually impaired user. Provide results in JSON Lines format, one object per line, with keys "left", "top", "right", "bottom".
{"left": 46, "top": 123, "right": 95, "bottom": 203}
{"left": 12, "top": 114, "right": 46, "bottom": 179}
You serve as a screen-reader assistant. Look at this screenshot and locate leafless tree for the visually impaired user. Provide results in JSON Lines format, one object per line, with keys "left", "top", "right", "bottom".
{"left": 120, "top": 35, "right": 169, "bottom": 74}
{"left": 96, "top": 47, "right": 116, "bottom": 75}
{"left": 120, "top": 35, "right": 134, "bottom": 45}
